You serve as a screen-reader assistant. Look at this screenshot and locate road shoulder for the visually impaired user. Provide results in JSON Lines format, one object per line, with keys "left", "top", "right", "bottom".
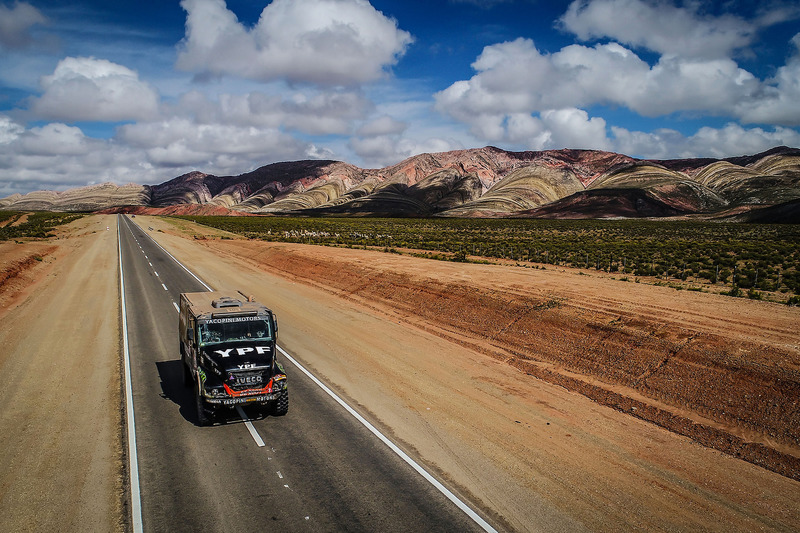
{"left": 0, "top": 215, "right": 124, "bottom": 532}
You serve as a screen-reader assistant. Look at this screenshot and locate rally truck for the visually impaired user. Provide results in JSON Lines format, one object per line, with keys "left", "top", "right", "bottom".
{"left": 179, "top": 291, "right": 288, "bottom": 425}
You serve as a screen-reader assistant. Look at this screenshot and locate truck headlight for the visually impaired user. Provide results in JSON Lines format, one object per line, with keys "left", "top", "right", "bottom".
{"left": 205, "top": 385, "right": 225, "bottom": 397}
{"left": 271, "top": 375, "right": 287, "bottom": 391}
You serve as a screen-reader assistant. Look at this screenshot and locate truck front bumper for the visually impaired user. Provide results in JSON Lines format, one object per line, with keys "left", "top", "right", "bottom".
{"left": 206, "top": 392, "right": 281, "bottom": 406}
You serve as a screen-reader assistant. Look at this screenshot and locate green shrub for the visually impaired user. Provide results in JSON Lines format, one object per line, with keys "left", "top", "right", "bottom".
{"left": 173, "top": 215, "right": 800, "bottom": 297}
{"left": 723, "top": 285, "right": 742, "bottom": 297}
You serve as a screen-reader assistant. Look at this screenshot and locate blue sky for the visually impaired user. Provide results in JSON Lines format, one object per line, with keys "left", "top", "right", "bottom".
{"left": 1, "top": 0, "right": 799, "bottom": 196}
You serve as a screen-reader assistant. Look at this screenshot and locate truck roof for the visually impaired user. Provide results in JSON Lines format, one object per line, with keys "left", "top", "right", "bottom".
{"left": 181, "top": 291, "right": 272, "bottom": 320}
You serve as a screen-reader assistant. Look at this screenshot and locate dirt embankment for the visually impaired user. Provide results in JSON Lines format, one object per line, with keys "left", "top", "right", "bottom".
{"left": 0, "top": 243, "right": 57, "bottom": 311}
{"left": 182, "top": 234, "right": 800, "bottom": 480}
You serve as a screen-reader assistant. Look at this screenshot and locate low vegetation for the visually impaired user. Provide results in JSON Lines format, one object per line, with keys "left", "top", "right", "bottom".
{"left": 176, "top": 215, "right": 800, "bottom": 301}
{"left": 0, "top": 211, "right": 84, "bottom": 241}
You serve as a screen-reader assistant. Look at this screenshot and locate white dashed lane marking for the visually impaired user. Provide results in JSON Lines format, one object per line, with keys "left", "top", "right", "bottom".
{"left": 235, "top": 406, "right": 266, "bottom": 447}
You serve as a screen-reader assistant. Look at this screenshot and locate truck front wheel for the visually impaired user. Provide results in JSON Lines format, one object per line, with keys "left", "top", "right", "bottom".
{"left": 195, "top": 383, "right": 210, "bottom": 426}
{"left": 271, "top": 389, "right": 289, "bottom": 416}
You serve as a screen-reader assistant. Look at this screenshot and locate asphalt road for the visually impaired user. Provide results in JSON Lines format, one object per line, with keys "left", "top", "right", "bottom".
{"left": 117, "top": 215, "right": 492, "bottom": 533}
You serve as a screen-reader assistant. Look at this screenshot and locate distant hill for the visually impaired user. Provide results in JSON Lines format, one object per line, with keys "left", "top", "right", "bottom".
{"left": 2, "top": 145, "right": 800, "bottom": 222}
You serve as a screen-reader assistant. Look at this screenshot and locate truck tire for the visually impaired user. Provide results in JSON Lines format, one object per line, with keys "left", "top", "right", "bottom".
{"left": 195, "top": 383, "right": 209, "bottom": 426}
{"left": 271, "top": 389, "right": 289, "bottom": 416}
{"left": 182, "top": 357, "right": 192, "bottom": 387}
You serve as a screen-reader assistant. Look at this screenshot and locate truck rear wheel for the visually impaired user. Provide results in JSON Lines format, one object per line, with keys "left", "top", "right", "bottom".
{"left": 271, "top": 389, "right": 289, "bottom": 416}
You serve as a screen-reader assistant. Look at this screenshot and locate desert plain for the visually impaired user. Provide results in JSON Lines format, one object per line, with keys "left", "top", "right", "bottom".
{"left": 1, "top": 213, "right": 799, "bottom": 532}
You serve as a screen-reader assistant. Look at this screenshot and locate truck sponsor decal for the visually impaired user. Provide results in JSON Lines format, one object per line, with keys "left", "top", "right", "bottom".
{"left": 214, "top": 346, "right": 271, "bottom": 357}
{"left": 213, "top": 393, "right": 279, "bottom": 405}
{"left": 207, "top": 317, "right": 262, "bottom": 324}
{"left": 234, "top": 374, "right": 263, "bottom": 386}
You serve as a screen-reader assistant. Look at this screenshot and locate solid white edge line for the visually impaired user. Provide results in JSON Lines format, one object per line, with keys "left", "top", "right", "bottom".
{"left": 276, "top": 345, "right": 497, "bottom": 533}
{"left": 235, "top": 406, "right": 266, "bottom": 447}
{"left": 118, "top": 216, "right": 144, "bottom": 533}
{"left": 128, "top": 216, "right": 494, "bottom": 531}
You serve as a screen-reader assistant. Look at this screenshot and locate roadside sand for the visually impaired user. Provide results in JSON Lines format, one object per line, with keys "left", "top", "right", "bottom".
{"left": 0, "top": 215, "right": 123, "bottom": 533}
{"left": 138, "top": 215, "right": 800, "bottom": 532}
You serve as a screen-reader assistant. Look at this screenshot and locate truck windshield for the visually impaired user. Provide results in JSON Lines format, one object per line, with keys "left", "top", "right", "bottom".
{"left": 198, "top": 318, "right": 272, "bottom": 345}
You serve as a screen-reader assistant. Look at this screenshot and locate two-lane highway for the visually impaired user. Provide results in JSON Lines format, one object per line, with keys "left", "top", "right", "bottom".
{"left": 117, "top": 215, "right": 495, "bottom": 532}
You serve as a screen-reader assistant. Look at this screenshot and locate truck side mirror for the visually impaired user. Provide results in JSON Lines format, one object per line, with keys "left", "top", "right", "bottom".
{"left": 187, "top": 328, "right": 195, "bottom": 342}
{"left": 274, "top": 317, "right": 278, "bottom": 333}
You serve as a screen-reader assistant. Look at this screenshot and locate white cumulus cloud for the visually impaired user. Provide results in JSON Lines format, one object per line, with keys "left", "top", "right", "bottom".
{"left": 538, "top": 108, "right": 610, "bottom": 150}
{"left": 357, "top": 115, "right": 406, "bottom": 136}
{"left": 434, "top": 31, "right": 800, "bottom": 150}
{"left": 117, "top": 117, "right": 311, "bottom": 169}
{"left": 612, "top": 123, "right": 800, "bottom": 159}
{"left": 18, "top": 123, "right": 95, "bottom": 156}
{"left": 483, "top": 108, "right": 611, "bottom": 151}
{"left": 0, "top": 114, "right": 25, "bottom": 144}
{"left": 0, "top": 1, "right": 47, "bottom": 49}
{"left": 30, "top": 57, "right": 160, "bottom": 122}
{"left": 734, "top": 33, "right": 800, "bottom": 125}
{"left": 435, "top": 38, "right": 763, "bottom": 125}
{"left": 165, "top": 88, "right": 373, "bottom": 135}
{"left": 348, "top": 134, "right": 457, "bottom": 168}
{"left": 559, "top": 0, "right": 799, "bottom": 59}
{"left": 0, "top": 122, "right": 139, "bottom": 194}
{"left": 176, "top": 0, "right": 413, "bottom": 86}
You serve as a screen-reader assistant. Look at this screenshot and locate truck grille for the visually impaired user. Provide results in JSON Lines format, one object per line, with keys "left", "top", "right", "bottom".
{"left": 228, "top": 371, "right": 265, "bottom": 391}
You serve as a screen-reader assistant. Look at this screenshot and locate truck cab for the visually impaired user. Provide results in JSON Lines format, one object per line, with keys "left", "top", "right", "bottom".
{"left": 179, "top": 292, "right": 288, "bottom": 425}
